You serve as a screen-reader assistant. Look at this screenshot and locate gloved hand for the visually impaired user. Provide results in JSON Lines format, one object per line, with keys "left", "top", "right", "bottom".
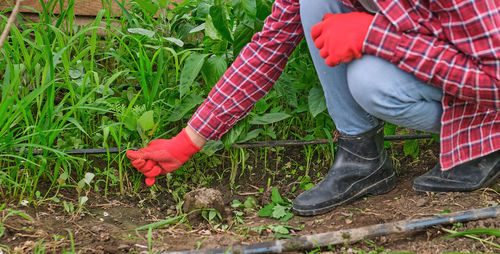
{"left": 311, "top": 12, "right": 374, "bottom": 67}
{"left": 127, "top": 128, "right": 201, "bottom": 186}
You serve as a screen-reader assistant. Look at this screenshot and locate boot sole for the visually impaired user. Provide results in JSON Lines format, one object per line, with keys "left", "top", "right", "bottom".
{"left": 293, "top": 172, "right": 396, "bottom": 216}
{"left": 413, "top": 167, "right": 500, "bottom": 193}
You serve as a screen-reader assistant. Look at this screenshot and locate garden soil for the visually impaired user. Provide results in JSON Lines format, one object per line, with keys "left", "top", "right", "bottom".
{"left": 2, "top": 142, "right": 499, "bottom": 253}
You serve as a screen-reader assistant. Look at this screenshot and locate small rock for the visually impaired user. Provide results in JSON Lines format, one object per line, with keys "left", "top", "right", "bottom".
{"left": 183, "top": 188, "right": 226, "bottom": 217}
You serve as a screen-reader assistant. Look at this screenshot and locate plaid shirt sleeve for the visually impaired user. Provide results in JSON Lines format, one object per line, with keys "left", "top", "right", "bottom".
{"left": 188, "top": 0, "right": 303, "bottom": 140}
{"left": 363, "top": 0, "right": 500, "bottom": 109}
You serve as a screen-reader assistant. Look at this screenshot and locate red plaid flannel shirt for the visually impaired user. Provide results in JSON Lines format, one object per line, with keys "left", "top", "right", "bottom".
{"left": 188, "top": 0, "right": 500, "bottom": 170}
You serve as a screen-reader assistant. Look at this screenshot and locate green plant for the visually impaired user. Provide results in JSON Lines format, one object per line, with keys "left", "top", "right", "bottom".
{"left": 258, "top": 187, "right": 293, "bottom": 221}
{"left": 441, "top": 227, "right": 500, "bottom": 249}
{"left": 0, "top": 204, "right": 33, "bottom": 238}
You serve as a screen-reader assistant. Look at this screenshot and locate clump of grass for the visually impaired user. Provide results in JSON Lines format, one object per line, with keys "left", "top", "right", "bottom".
{"left": 441, "top": 227, "right": 500, "bottom": 249}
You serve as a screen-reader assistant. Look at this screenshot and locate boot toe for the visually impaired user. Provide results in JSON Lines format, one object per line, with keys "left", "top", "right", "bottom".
{"left": 413, "top": 175, "right": 473, "bottom": 193}
{"left": 292, "top": 188, "right": 335, "bottom": 216}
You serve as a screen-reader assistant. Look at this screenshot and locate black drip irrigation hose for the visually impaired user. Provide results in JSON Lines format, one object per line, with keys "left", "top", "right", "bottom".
{"left": 15, "top": 134, "right": 433, "bottom": 155}
{"left": 163, "top": 206, "right": 500, "bottom": 254}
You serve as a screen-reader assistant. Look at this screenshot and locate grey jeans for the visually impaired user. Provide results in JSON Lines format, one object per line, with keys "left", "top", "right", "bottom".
{"left": 300, "top": 0, "right": 443, "bottom": 135}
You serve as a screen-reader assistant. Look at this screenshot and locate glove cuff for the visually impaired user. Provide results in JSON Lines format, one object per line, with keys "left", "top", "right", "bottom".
{"left": 174, "top": 128, "right": 202, "bottom": 163}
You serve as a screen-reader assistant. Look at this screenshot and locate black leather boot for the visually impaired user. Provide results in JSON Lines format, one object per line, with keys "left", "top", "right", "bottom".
{"left": 413, "top": 150, "right": 500, "bottom": 193}
{"left": 293, "top": 122, "right": 395, "bottom": 216}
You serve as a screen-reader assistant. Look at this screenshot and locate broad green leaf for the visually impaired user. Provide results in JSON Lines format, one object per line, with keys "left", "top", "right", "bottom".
{"left": 134, "top": 0, "right": 159, "bottom": 14}
{"left": 157, "top": 0, "right": 168, "bottom": 8}
{"left": 256, "top": 0, "right": 273, "bottom": 20}
{"left": 127, "top": 28, "right": 155, "bottom": 39}
{"left": 204, "top": 14, "right": 221, "bottom": 40}
{"left": 258, "top": 203, "right": 275, "bottom": 217}
{"left": 308, "top": 86, "right": 327, "bottom": 117}
{"left": 271, "top": 187, "right": 285, "bottom": 205}
{"left": 237, "top": 129, "right": 262, "bottom": 143}
{"left": 209, "top": 210, "right": 217, "bottom": 221}
{"left": 233, "top": 0, "right": 256, "bottom": 19}
{"left": 280, "top": 212, "right": 294, "bottom": 222}
{"left": 223, "top": 121, "right": 245, "bottom": 149}
{"left": 233, "top": 22, "right": 255, "bottom": 57}
{"left": 275, "top": 73, "right": 298, "bottom": 108}
{"left": 179, "top": 53, "right": 208, "bottom": 97}
{"left": 201, "top": 55, "right": 227, "bottom": 87}
{"left": 79, "top": 196, "right": 88, "bottom": 206}
{"left": 249, "top": 113, "right": 291, "bottom": 125}
{"left": 384, "top": 122, "right": 397, "bottom": 148}
{"left": 209, "top": 4, "right": 233, "bottom": 42}
{"left": 272, "top": 204, "right": 286, "bottom": 219}
{"left": 200, "top": 140, "right": 224, "bottom": 156}
{"left": 403, "top": 139, "right": 419, "bottom": 159}
{"left": 268, "top": 225, "right": 289, "bottom": 235}
{"left": 137, "top": 110, "right": 155, "bottom": 131}
{"left": 168, "top": 94, "right": 205, "bottom": 122}
{"left": 189, "top": 24, "right": 205, "bottom": 34}
{"left": 243, "top": 197, "right": 259, "bottom": 210}
{"left": 83, "top": 172, "right": 95, "bottom": 185}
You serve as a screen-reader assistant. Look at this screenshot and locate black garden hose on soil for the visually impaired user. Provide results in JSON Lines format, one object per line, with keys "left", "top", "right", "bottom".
{"left": 17, "top": 134, "right": 433, "bottom": 155}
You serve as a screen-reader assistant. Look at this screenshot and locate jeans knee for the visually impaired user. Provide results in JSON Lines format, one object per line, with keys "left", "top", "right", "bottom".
{"left": 300, "top": 0, "right": 346, "bottom": 25}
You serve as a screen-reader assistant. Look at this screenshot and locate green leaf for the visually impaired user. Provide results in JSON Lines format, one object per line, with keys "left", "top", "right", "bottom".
{"left": 233, "top": 0, "right": 256, "bottom": 19}
{"left": 256, "top": 0, "right": 273, "bottom": 20}
{"left": 79, "top": 196, "right": 88, "bottom": 206}
{"left": 403, "top": 139, "right": 419, "bottom": 159}
{"left": 279, "top": 212, "right": 294, "bottom": 222}
{"left": 249, "top": 113, "right": 291, "bottom": 125}
{"left": 237, "top": 129, "right": 262, "bottom": 143}
{"left": 137, "top": 110, "right": 155, "bottom": 131}
{"left": 134, "top": 0, "right": 159, "bottom": 14}
{"left": 127, "top": 28, "right": 155, "bottom": 39}
{"left": 163, "top": 37, "right": 184, "bottom": 47}
{"left": 272, "top": 204, "right": 286, "bottom": 219}
{"left": 201, "top": 55, "right": 227, "bottom": 87}
{"left": 271, "top": 187, "right": 285, "bottom": 205}
{"left": 179, "top": 53, "right": 208, "bottom": 97}
{"left": 243, "top": 197, "right": 259, "bottom": 210}
{"left": 209, "top": 210, "right": 217, "bottom": 221}
{"left": 308, "top": 86, "right": 327, "bottom": 117}
{"left": 200, "top": 140, "right": 224, "bottom": 156}
{"left": 223, "top": 121, "right": 245, "bottom": 149}
{"left": 258, "top": 203, "right": 275, "bottom": 217}
{"left": 233, "top": 22, "right": 255, "bottom": 57}
{"left": 83, "top": 173, "right": 95, "bottom": 185}
{"left": 168, "top": 94, "right": 205, "bottom": 122}
{"left": 132, "top": 216, "right": 183, "bottom": 231}
{"left": 209, "top": 4, "right": 233, "bottom": 42}
{"left": 268, "top": 225, "right": 289, "bottom": 235}
{"left": 275, "top": 73, "right": 298, "bottom": 108}
{"left": 204, "top": 14, "right": 221, "bottom": 40}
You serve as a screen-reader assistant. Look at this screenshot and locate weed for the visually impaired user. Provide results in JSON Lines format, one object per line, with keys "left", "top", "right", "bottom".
{"left": 258, "top": 187, "right": 293, "bottom": 221}
{"left": 441, "top": 227, "right": 500, "bottom": 249}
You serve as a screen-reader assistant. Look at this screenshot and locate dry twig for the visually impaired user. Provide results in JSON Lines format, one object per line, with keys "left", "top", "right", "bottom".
{"left": 0, "top": 0, "right": 23, "bottom": 49}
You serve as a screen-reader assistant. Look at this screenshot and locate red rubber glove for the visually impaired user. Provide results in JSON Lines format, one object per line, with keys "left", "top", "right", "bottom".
{"left": 311, "top": 12, "right": 374, "bottom": 67}
{"left": 127, "top": 128, "right": 201, "bottom": 186}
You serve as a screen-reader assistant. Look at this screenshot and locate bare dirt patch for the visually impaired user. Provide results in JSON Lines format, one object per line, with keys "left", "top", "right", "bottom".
{"left": 1, "top": 142, "right": 499, "bottom": 253}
